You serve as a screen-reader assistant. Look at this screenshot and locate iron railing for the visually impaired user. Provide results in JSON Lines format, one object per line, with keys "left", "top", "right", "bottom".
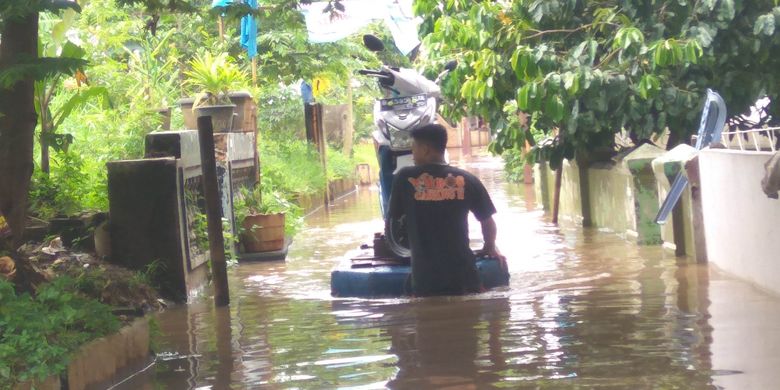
{"left": 720, "top": 126, "right": 778, "bottom": 152}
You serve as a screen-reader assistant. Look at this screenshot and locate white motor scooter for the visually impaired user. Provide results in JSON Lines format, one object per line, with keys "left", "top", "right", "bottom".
{"left": 358, "top": 34, "right": 456, "bottom": 258}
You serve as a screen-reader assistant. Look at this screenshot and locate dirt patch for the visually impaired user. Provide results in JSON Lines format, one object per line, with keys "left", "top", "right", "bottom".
{"left": 6, "top": 238, "right": 164, "bottom": 313}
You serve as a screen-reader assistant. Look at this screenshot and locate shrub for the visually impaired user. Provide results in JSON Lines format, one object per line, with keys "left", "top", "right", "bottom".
{"left": 0, "top": 277, "right": 120, "bottom": 388}
{"left": 326, "top": 145, "right": 356, "bottom": 181}
{"left": 259, "top": 137, "right": 327, "bottom": 196}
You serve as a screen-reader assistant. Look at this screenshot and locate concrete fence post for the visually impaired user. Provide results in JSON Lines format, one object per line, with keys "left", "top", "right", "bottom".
{"left": 651, "top": 144, "right": 698, "bottom": 257}
{"left": 624, "top": 143, "right": 666, "bottom": 245}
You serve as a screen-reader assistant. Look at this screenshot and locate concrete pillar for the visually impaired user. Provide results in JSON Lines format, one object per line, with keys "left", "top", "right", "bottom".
{"left": 461, "top": 117, "right": 472, "bottom": 157}
{"left": 651, "top": 144, "right": 697, "bottom": 257}
{"left": 576, "top": 155, "right": 593, "bottom": 227}
{"left": 534, "top": 162, "right": 550, "bottom": 211}
{"left": 624, "top": 143, "right": 666, "bottom": 245}
{"left": 107, "top": 158, "right": 193, "bottom": 301}
{"left": 685, "top": 156, "right": 708, "bottom": 263}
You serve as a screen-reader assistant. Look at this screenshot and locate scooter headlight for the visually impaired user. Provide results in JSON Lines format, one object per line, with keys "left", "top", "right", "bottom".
{"left": 388, "top": 124, "right": 413, "bottom": 151}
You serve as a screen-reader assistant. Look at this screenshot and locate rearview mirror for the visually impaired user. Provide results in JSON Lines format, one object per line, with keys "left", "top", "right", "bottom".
{"left": 444, "top": 60, "right": 457, "bottom": 71}
{"left": 363, "top": 34, "right": 385, "bottom": 52}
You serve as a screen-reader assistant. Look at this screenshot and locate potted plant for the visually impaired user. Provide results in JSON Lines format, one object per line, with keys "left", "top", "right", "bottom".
{"left": 183, "top": 52, "right": 247, "bottom": 132}
{"left": 234, "top": 185, "right": 297, "bottom": 253}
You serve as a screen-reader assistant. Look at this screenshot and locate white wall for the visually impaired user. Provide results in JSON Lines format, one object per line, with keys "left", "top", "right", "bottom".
{"left": 699, "top": 149, "right": 780, "bottom": 295}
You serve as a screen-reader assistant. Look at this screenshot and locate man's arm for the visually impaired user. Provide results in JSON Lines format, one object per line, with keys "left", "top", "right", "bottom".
{"left": 479, "top": 216, "right": 499, "bottom": 256}
{"left": 479, "top": 216, "right": 507, "bottom": 272}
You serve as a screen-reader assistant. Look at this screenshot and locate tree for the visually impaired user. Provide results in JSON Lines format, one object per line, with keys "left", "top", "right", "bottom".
{"left": 0, "top": 0, "right": 262, "bottom": 248}
{"left": 413, "top": 0, "right": 780, "bottom": 167}
{"left": 1, "top": 0, "right": 85, "bottom": 250}
{"left": 0, "top": 0, "right": 379, "bottom": 256}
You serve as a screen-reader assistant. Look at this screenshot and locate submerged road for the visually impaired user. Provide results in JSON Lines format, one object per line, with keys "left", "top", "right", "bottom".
{"left": 126, "top": 156, "right": 780, "bottom": 389}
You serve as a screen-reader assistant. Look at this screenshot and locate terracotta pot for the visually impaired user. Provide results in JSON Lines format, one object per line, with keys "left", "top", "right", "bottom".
{"left": 241, "top": 213, "right": 285, "bottom": 252}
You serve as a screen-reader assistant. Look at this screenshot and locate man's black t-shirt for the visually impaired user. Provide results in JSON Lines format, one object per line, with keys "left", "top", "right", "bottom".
{"left": 388, "top": 163, "right": 497, "bottom": 296}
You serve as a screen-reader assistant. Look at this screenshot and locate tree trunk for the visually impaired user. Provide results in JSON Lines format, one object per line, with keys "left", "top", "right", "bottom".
{"left": 40, "top": 112, "right": 51, "bottom": 174}
{"left": 41, "top": 133, "right": 50, "bottom": 174}
{"left": 0, "top": 13, "right": 39, "bottom": 248}
{"left": 666, "top": 128, "right": 681, "bottom": 151}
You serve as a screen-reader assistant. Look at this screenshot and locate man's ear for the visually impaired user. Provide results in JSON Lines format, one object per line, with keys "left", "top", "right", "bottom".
{"left": 423, "top": 143, "right": 434, "bottom": 156}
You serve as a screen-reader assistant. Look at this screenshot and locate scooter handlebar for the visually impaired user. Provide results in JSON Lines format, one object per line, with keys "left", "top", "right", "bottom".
{"left": 358, "top": 69, "right": 387, "bottom": 76}
{"left": 358, "top": 69, "right": 395, "bottom": 86}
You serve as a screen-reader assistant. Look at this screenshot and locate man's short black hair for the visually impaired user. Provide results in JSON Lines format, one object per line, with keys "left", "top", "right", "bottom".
{"left": 411, "top": 123, "right": 448, "bottom": 153}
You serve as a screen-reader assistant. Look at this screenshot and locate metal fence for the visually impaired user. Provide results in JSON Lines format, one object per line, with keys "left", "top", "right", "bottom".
{"left": 720, "top": 126, "right": 779, "bottom": 152}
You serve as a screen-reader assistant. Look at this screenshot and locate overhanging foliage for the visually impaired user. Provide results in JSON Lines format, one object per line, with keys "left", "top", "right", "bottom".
{"left": 414, "top": 0, "right": 780, "bottom": 166}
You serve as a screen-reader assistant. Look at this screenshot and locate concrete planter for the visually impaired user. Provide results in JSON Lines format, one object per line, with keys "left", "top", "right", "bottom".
{"left": 193, "top": 104, "right": 236, "bottom": 133}
{"left": 179, "top": 91, "right": 255, "bottom": 132}
{"left": 295, "top": 192, "right": 322, "bottom": 215}
{"left": 14, "top": 317, "right": 151, "bottom": 390}
{"left": 328, "top": 177, "right": 356, "bottom": 201}
{"left": 295, "top": 178, "right": 357, "bottom": 216}
{"left": 227, "top": 91, "right": 256, "bottom": 133}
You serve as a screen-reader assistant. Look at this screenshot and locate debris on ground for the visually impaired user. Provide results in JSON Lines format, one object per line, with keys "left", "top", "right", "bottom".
{"left": 15, "top": 237, "right": 165, "bottom": 313}
{"left": 0, "top": 256, "right": 15, "bottom": 280}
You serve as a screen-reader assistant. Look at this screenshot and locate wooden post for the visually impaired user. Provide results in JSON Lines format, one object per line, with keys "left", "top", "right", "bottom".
{"left": 251, "top": 57, "right": 257, "bottom": 86}
{"left": 304, "top": 103, "right": 330, "bottom": 206}
{"left": 214, "top": 306, "right": 233, "bottom": 383}
{"left": 343, "top": 80, "right": 354, "bottom": 156}
{"left": 196, "top": 115, "right": 230, "bottom": 307}
{"left": 218, "top": 17, "right": 224, "bottom": 42}
{"left": 551, "top": 165, "right": 563, "bottom": 224}
{"left": 551, "top": 131, "right": 564, "bottom": 225}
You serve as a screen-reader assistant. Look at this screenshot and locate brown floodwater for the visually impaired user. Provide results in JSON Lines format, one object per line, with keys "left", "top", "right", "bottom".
{"left": 121, "top": 156, "right": 780, "bottom": 389}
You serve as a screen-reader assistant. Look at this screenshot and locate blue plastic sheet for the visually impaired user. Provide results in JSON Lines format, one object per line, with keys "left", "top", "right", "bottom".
{"left": 211, "top": 0, "right": 232, "bottom": 8}
{"left": 240, "top": 0, "right": 258, "bottom": 59}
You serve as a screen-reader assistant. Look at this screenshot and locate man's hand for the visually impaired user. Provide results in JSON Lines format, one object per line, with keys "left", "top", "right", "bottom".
{"left": 480, "top": 244, "right": 502, "bottom": 259}
{"left": 479, "top": 245, "right": 507, "bottom": 274}
{"left": 478, "top": 216, "right": 507, "bottom": 273}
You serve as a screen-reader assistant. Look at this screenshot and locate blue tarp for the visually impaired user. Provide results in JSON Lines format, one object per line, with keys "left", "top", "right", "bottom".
{"left": 240, "top": 0, "right": 258, "bottom": 59}
{"left": 212, "top": 0, "right": 257, "bottom": 60}
{"left": 300, "top": 81, "right": 315, "bottom": 103}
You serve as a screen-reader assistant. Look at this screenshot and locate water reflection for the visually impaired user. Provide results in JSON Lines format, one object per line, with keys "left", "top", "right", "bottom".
{"left": 387, "top": 298, "right": 508, "bottom": 389}
{"left": 127, "top": 156, "right": 780, "bottom": 389}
